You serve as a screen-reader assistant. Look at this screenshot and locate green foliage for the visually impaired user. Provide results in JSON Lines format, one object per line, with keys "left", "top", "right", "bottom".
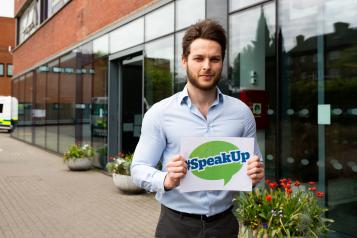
{"left": 106, "top": 153, "right": 133, "bottom": 175}
{"left": 63, "top": 144, "right": 95, "bottom": 161}
{"left": 235, "top": 179, "right": 334, "bottom": 238}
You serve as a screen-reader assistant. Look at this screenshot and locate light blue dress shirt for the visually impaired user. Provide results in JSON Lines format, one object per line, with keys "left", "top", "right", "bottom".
{"left": 131, "top": 86, "right": 262, "bottom": 216}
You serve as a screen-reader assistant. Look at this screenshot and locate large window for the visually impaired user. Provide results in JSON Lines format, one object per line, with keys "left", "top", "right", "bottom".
{"left": 34, "top": 68, "right": 47, "bottom": 147}
{"left": 279, "top": 0, "right": 357, "bottom": 236}
{"left": 58, "top": 52, "right": 76, "bottom": 153}
{"left": 145, "top": 3, "right": 174, "bottom": 41}
{"left": 144, "top": 36, "right": 174, "bottom": 107}
{"left": 78, "top": 42, "right": 93, "bottom": 146}
{"left": 24, "top": 72, "right": 34, "bottom": 143}
{"left": 110, "top": 18, "right": 144, "bottom": 54}
{"left": 229, "top": 2, "right": 276, "bottom": 177}
{"left": 46, "top": 60, "right": 59, "bottom": 152}
{"left": 175, "top": 0, "right": 205, "bottom": 31}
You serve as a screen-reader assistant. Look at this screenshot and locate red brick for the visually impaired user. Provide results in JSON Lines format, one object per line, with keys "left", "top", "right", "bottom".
{"left": 0, "top": 17, "right": 15, "bottom": 96}
{"left": 13, "top": 0, "right": 155, "bottom": 76}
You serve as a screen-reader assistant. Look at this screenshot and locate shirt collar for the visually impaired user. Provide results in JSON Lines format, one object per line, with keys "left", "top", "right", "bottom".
{"left": 178, "top": 85, "right": 224, "bottom": 107}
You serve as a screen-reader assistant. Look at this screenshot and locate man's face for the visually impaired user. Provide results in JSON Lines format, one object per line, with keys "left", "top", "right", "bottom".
{"left": 182, "top": 38, "right": 223, "bottom": 91}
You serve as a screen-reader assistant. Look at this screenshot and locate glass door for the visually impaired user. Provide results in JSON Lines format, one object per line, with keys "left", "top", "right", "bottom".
{"left": 119, "top": 54, "right": 143, "bottom": 154}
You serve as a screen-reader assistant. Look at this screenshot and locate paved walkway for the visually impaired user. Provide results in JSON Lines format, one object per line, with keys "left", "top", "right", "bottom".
{"left": 0, "top": 132, "right": 160, "bottom": 238}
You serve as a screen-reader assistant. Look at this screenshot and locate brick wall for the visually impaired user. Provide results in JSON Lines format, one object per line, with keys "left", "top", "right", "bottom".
{"left": 13, "top": 0, "right": 155, "bottom": 76}
{"left": 14, "top": 0, "right": 28, "bottom": 16}
{"left": 0, "top": 17, "right": 15, "bottom": 96}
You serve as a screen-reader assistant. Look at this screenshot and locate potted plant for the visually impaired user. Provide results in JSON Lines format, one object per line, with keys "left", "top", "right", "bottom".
{"left": 63, "top": 144, "right": 95, "bottom": 171}
{"left": 106, "top": 152, "right": 145, "bottom": 194}
{"left": 235, "top": 178, "right": 334, "bottom": 238}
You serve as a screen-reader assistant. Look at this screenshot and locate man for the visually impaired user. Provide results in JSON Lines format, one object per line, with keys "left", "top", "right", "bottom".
{"left": 131, "top": 19, "right": 264, "bottom": 238}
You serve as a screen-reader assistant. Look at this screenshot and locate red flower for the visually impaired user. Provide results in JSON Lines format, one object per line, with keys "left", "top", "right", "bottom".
{"left": 265, "top": 179, "right": 271, "bottom": 185}
{"left": 316, "top": 191, "right": 325, "bottom": 198}
{"left": 269, "top": 182, "right": 278, "bottom": 189}
{"left": 280, "top": 178, "right": 287, "bottom": 184}
{"left": 286, "top": 189, "right": 293, "bottom": 194}
{"left": 284, "top": 184, "right": 291, "bottom": 189}
{"left": 294, "top": 181, "right": 301, "bottom": 187}
{"left": 265, "top": 195, "right": 272, "bottom": 201}
{"left": 118, "top": 152, "right": 125, "bottom": 158}
{"left": 308, "top": 181, "right": 316, "bottom": 186}
{"left": 309, "top": 187, "right": 317, "bottom": 191}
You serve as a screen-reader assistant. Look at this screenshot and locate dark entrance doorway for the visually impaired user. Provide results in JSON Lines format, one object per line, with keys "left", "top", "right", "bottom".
{"left": 120, "top": 55, "right": 143, "bottom": 154}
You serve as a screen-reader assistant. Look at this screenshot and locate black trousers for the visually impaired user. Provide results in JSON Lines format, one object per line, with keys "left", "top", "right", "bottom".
{"left": 155, "top": 205, "right": 239, "bottom": 238}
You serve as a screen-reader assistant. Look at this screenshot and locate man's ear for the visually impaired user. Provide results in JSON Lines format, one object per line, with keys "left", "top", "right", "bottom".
{"left": 181, "top": 55, "right": 187, "bottom": 69}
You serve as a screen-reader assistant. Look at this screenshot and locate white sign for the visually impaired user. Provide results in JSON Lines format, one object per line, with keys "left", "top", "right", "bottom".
{"left": 179, "top": 137, "right": 253, "bottom": 192}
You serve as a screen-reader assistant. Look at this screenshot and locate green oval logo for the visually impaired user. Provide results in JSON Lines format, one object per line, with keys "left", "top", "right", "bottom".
{"left": 187, "top": 141, "right": 250, "bottom": 185}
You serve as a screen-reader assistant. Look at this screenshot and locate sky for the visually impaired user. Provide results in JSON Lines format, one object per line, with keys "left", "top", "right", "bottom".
{"left": 0, "top": 0, "right": 14, "bottom": 17}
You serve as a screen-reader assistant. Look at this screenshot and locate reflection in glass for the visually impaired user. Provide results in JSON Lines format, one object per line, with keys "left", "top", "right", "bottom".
{"left": 174, "top": 31, "right": 186, "bottom": 92}
{"left": 323, "top": 0, "right": 357, "bottom": 235}
{"left": 176, "top": 0, "right": 205, "bottom": 31}
{"left": 46, "top": 59, "right": 59, "bottom": 152}
{"left": 58, "top": 52, "right": 76, "bottom": 153}
{"left": 144, "top": 36, "right": 174, "bottom": 107}
{"left": 92, "top": 56, "right": 108, "bottom": 169}
{"left": 93, "top": 34, "right": 108, "bottom": 58}
{"left": 78, "top": 43, "right": 93, "bottom": 146}
{"left": 11, "top": 79, "right": 19, "bottom": 138}
{"left": 110, "top": 18, "right": 144, "bottom": 53}
{"left": 229, "top": 0, "right": 266, "bottom": 12}
{"left": 279, "top": 0, "right": 320, "bottom": 182}
{"left": 24, "top": 72, "right": 33, "bottom": 143}
{"left": 17, "top": 76, "right": 26, "bottom": 140}
{"left": 145, "top": 3, "right": 174, "bottom": 41}
{"left": 34, "top": 69, "right": 47, "bottom": 147}
{"left": 229, "top": 3, "right": 276, "bottom": 178}
{"left": 280, "top": 0, "right": 357, "bottom": 235}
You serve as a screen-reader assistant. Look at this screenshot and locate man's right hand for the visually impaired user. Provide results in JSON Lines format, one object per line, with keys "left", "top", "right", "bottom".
{"left": 164, "top": 155, "right": 187, "bottom": 190}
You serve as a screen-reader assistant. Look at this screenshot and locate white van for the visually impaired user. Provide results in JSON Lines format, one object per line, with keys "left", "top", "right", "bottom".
{"left": 0, "top": 96, "right": 18, "bottom": 132}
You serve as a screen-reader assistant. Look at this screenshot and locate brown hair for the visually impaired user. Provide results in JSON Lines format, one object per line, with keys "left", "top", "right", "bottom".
{"left": 182, "top": 19, "right": 226, "bottom": 60}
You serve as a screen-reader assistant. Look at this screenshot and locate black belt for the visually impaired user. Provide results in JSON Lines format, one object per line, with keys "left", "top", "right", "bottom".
{"left": 163, "top": 205, "right": 233, "bottom": 222}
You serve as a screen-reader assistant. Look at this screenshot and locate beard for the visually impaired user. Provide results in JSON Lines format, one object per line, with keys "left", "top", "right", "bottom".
{"left": 186, "top": 65, "right": 221, "bottom": 91}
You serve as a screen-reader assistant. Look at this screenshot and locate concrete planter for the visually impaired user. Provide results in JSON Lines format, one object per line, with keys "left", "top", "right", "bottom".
{"left": 112, "top": 173, "right": 145, "bottom": 194}
{"left": 67, "top": 157, "right": 93, "bottom": 171}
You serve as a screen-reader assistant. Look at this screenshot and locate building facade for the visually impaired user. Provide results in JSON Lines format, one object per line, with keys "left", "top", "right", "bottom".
{"left": 0, "top": 16, "right": 15, "bottom": 95}
{"left": 11, "top": 0, "right": 357, "bottom": 236}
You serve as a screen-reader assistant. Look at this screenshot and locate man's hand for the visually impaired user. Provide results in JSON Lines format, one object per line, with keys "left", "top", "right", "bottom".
{"left": 164, "top": 155, "right": 187, "bottom": 190}
{"left": 247, "top": 155, "right": 264, "bottom": 186}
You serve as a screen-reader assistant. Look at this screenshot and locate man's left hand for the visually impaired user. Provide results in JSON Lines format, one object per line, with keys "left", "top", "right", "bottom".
{"left": 247, "top": 155, "right": 264, "bottom": 186}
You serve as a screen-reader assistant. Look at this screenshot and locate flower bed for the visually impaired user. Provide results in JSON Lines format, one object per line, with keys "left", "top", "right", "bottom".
{"left": 235, "top": 178, "right": 334, "bottom": 237}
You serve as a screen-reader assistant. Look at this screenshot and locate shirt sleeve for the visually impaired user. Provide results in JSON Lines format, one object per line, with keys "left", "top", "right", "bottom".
{"left": 131, "top": 104, "right": 168, "bottom": 193}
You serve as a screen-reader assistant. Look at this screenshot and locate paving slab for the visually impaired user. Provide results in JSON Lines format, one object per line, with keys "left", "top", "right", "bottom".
{"left": 0, "top": 132, "right": 160, "bottom": 238}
